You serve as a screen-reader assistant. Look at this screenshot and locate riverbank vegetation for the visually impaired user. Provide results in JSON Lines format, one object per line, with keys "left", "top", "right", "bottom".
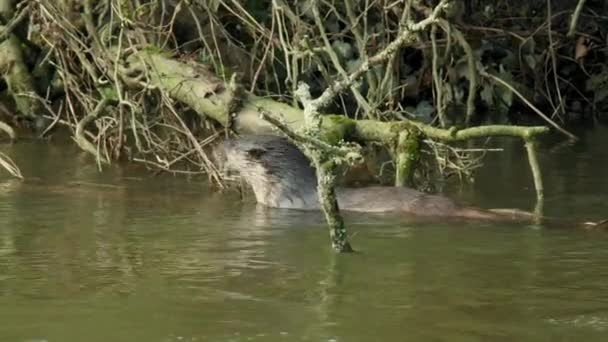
{"left": 0, "top": 0, "right": 604, "bottom": 250}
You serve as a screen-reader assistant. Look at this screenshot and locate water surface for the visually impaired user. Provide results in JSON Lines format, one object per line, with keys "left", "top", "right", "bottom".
{"left": 1, "top": 130, "right": 608, "bottom": 341}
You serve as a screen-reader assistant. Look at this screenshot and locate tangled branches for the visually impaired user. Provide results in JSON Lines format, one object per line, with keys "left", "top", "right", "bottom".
{"left": 26, "top": 0, "right": 225, "bottom": 183}
{"left": 0, "top": 0, "right": 597, "bottom": 189}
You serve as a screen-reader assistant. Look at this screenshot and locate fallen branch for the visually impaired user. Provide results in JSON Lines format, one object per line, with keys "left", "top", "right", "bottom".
{"left": 261, "top": 83, "right": 360, "bottom": 253}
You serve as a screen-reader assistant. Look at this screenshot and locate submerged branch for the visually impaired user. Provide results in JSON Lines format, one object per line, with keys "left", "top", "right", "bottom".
{"left": 0, "top": 151, "right": 23, "bottom": 179}
{"left": 260, "top": 84, "right": 358, "bottom": 253}
{"left": 525, "top": 139, "right": 544, "bottom": 219}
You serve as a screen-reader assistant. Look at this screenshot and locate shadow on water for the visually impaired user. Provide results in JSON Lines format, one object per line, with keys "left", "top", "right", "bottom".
{"left": 0, "top": 130, "right": 608, "bottom": 341}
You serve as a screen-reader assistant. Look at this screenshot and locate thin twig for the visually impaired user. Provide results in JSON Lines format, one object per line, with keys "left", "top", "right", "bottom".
{"left": 546, "top": 0, "right": 566, "bottom": 119}
{"left": 567, "top": 0, "right": 588, "bottom": 38}
{"left": 0, "top": 151, "right": 23, "bottom": 179}
{"left": 430, "top": 24, "right": 446, "bottom": 127}
{"left": 0, "top": 1, "right": 32, "bottom": 41}
{"left": 480, "top": 70, "right": 577, "bottom": 140}
{"left": 0, "top": 121, "right": 16, "bottom": 140}
{"left": 311, "top": 0, "right": 450, "bottom": 109}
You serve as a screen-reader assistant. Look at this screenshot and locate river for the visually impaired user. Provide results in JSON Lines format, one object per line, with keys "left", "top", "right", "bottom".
{"left": 1, "top": 127, "right": 607, "bottom": 341}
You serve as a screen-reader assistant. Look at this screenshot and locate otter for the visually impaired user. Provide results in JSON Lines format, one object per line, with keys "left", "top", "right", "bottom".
{"left": 221, "top": 134, "right": 539, "bottom": 222}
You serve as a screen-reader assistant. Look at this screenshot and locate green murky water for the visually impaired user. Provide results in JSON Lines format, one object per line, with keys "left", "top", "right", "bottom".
{"left": 1, "top": 128, "right": 608, "bottom": 342}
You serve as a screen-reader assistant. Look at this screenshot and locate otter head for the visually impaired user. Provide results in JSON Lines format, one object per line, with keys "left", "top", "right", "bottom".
{"left": 223, "top": 135, "right": 319, "bottom": 210}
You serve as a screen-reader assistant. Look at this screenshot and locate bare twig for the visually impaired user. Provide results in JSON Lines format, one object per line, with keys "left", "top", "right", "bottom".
{"left": 0, "top": 1, "right": 32, "bottom": 41}
{"left": 0, "top": 151, "right": 23, "bottom": 179}
{"left": 546, "top": 0, "right": 566, "bottom": 119}
{"left": 437, "top": 20, "right": 477, "bottom": 126}
{"left": 0, "top": 121, "right": 16, "bottom": 140}
{"left": 430, "top": 24, "right": 446, "bottom": 127}
{"left": 479, "top": 70, "right": 577, "bottom": 140}
{"left": 310, "top": 0, "right": 372, "bottom": 114}
{"left": 567, "top": 0, "right": 588, "bottom": 38}
{"left": 311, "top": 0, "right": 450, "bottom": 110}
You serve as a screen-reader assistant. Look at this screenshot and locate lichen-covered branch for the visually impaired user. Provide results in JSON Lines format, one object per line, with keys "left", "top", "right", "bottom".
{"left": 259, "top": 91, "right": 359, "bottom": 253}
{"left": 260, "top": 110, "right": 361, "bottom": 164}
{"left": 394, "top": 131, "right": 420, "bottom": 187}
{"left": 132, "top": 50, "right": 550, "bottom": 144}
{"left": 294, "top": 83, "right": 358, "bottom": 253}
{"left": 0, "top": 151, "right": 22, "bottom": 179}
{"left": 524, "top": 138, "right": 544, "bottom": 215}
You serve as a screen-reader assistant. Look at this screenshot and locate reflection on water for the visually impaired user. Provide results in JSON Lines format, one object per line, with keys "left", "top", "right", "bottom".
{"left": 0, "top": 131, "right": 608, "bottom": 341}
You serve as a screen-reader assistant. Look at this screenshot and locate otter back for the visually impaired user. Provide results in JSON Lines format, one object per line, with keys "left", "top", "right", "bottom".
{"left": 222, "top": 135, "right": 466, "bottom": 215}
{"left": 220, "top": 135, "right": 608, "bottom": 228}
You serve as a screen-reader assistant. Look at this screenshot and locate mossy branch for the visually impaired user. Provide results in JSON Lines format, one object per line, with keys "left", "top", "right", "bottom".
{"left": 260, "top": 110, "right": 362, "bottom": 165}
{"left": 394, "top": 131, "right": 421, "bottom": 187}
{"left": 133, "top": 49, "right": 551, "bottom": 196}
{"left": 524, "top": 138, "right": 544, "bottom": 216}
{"left": 260, "top": 83, "right": 359, "bottom": 253}
{"left": 404, "top": 122, "right": 549, "bottom": 141}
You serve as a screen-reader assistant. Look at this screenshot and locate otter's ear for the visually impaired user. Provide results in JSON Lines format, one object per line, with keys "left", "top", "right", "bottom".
{"left": 247, "top": 147, "right": 267, "bottom": 160}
